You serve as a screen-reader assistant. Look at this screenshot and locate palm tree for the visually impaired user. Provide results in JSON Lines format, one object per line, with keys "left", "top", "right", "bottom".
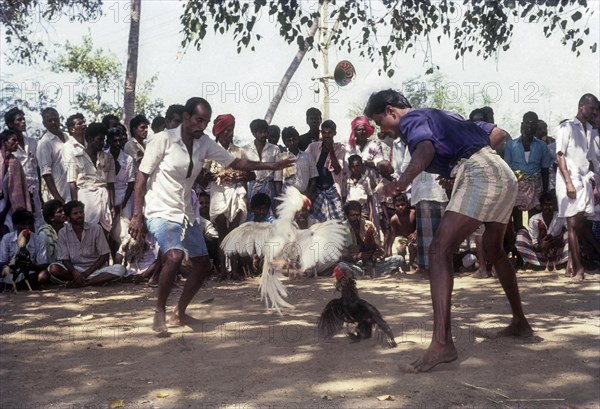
{"left": 123, "top": 0, "right": 141, "bottom": 128}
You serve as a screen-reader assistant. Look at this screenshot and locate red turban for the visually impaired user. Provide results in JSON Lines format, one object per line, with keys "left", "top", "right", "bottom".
{"left": 212, "top": 114, "right": 235, "bottom": 136}
{"left": 348, "top": 116, "right": 375, "bottom": 149}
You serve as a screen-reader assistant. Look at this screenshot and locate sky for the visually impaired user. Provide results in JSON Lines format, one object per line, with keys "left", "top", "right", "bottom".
{"left": 1, "top": 1, "right": 599, "bottom": 143}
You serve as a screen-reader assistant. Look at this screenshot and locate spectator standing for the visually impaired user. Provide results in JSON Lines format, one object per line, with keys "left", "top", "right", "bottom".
{"left": 37, "top": 107, "right": 70, "bottom": 203}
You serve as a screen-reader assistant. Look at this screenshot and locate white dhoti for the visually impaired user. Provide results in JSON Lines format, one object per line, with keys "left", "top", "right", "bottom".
{"left": 209, "top": 182, "right": 247, "bottom": 224}
{"left": 78, "top": 186, "right": 113, "bottom": 231}
{"left": 557, "top": 170, "right": 595, "bottom": 218}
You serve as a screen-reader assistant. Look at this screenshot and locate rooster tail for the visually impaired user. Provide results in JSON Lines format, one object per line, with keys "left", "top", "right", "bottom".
{"left": 258, "top": 262, "right": 294, "bottom": 316}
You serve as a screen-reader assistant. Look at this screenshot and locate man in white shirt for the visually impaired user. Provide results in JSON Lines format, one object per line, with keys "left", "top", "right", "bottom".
{"left": 128, "top": 97, "right": 294, "bottom": 334}
{"left": 37, "top": 107, "right": 70, "bottom": 203}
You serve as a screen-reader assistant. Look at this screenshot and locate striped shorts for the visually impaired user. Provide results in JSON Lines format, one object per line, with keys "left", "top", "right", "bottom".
{"left": 447, "top": 146, "right": 517, "bottom": 223}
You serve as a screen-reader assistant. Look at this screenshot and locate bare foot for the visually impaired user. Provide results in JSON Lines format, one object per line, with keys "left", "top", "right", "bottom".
{"left": 153, "top": 310, "right": 168, "bottom": 333}
{"left": 565, "top": 269, "right": 574, "bottom": 278}
{"left": 170, "top": 309, "right": 193, "bottom": 326}
{"left": 495, "top": 320, "right": 534, "bottom": 338}
{"left": 402, "top": 343, "right": 458, "bottom": 373}
{"left": 572, "top": 271, "right": 585, "bottom": 282}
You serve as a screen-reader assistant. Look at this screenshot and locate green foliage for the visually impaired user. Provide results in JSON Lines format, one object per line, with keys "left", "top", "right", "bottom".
{"left": 1, "top": 0, "right": 103, "bottom": 64}
{"left": 50, "top": 33, "right": 162, "bottom": 121}
{"left": 180, "top": 0, "right": 597, "bottom": 77}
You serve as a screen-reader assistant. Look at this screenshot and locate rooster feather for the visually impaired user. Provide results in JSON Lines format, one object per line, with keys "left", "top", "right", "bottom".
{"left": 221, "top": 187, "right": 347, "bottom": 315}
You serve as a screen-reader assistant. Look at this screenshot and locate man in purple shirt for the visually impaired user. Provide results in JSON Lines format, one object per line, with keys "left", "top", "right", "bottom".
{"left": 365, "top": 89, "right": 532, "bottom": 373}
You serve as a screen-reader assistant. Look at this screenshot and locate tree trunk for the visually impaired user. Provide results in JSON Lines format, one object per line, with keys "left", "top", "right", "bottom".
{"left": 123, "top": 0, "right": 141, "bottom": 128}
{"left": 264, "top": 18, "right": 319, "bottom": 124}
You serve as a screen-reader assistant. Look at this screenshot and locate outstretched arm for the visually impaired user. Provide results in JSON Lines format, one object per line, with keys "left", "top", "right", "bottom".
{"left": 229, "top": 157, "right": 295, "bottom": 172}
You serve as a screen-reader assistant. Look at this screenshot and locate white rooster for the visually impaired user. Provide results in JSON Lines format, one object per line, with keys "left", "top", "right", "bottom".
{"left": 221, "top": 187, "right": 347, "bottom": 314}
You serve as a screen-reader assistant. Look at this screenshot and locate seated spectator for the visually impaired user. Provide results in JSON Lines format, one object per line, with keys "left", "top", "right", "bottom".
{"left": 116, "top": 227, "right": 161, "bottom": 286}
{"left": 345, "top": 154, "right": 373, "bottom": 220}
{"left": 37, "top": 199, "right": 66, "bottom": 263}
{"left": 0, "top": 208, "right": 49, "bottom": 290}
{"left": 341, "top": 201, "right": 403, "bottom": 276}
{"left": 515, "top": 191, "right": 568, "bottom": 271}
{"left": 384, "top": 193, "right": 417, "bottom": 270}
{"left": 246, "top": 193, "right": 276, "bottom": 223}
{"left": 48, "top": 200, "right": 125, "bottom": 287}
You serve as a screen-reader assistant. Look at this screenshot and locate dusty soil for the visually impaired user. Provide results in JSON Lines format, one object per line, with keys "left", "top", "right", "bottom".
{"left": 1, "top": 268, "right": 599, "bottom": 409}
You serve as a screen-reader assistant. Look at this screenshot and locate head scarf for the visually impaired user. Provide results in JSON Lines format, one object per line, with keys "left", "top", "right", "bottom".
{"left": 348, "top": 116, "right": 374, "bottom": 149}
{"left": 212, "top": 114, "right": 235, "bottom": 137}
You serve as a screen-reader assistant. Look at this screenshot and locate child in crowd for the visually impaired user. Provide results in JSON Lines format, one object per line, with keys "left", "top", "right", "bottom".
{"left": 384, "top": 193, "right": 417, "bottom": 270}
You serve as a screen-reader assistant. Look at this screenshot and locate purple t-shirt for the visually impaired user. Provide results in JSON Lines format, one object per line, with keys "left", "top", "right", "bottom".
{"left": 399, "top": 108, "right": 496, "bottom": 178}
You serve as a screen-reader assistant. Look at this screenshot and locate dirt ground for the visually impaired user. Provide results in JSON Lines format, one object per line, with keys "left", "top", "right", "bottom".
{"left": 1, "top": 267, "right": 599, "bottom": 409}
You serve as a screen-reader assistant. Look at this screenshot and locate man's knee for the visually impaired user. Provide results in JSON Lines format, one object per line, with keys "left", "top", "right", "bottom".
{"left": 428, "top": 237, "right": 453, "bottom": 263}
{"left": 164, "top": 249, "right": 185, "bottom": 266}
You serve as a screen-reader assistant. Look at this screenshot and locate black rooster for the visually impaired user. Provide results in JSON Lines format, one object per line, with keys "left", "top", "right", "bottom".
{"left": 318, "top": 262, "right": 397, "bottom": 347}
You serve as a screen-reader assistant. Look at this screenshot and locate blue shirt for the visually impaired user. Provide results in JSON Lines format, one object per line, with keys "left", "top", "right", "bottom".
{"left": 504, "top": 137, "right": 550, "bottom": 177}
{"left": 399, "top": 109, "right": 496, "bottom": 178}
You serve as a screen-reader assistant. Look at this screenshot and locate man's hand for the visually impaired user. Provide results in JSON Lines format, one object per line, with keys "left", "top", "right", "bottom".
{"left": 272, "top": 158, "right": 296, "bottom": 171}
{"left": 128, "top": 215, "right": 145, "bottom": 241}
{"left": 384, "top": 181, "right": 403, "bottom": 197}
{"left": 566, "top": 181, "right": 577, "bottom": 199}
{"left": 72, "top": 270, "right": 86, "bottom": 286}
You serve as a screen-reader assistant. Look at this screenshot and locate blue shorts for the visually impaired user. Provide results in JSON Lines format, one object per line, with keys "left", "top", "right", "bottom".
{"left": 146, "top": 217, "right": 208, "bottom": 258}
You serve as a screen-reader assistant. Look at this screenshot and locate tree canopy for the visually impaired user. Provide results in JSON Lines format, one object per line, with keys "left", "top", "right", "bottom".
{"left": 1, "top": 0, "right": 103, "bottom": 64}
{"left": 180, "top": 0, "right": 597, "bottom": 77}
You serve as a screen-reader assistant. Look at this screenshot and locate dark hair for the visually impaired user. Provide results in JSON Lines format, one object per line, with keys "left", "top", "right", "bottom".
{"left": 321, "top": 119, "right": 337, "bottom": 132}
{"left": 151, "top": 116, "right": 165, "bottom": 132}
{"left": 348, "top": 154, "right": 362, "bottom": 165}
{"left": 281, "top": 126, "right": 300, "bottom": 140}
{"left": 578, "top": 93, "right": 599, "bottom": 107}
{"left": 42, "top": 199, "right": 64, "bottom": 224}
{"left": 250, "top": 193, "right": 271, "bottom": 209}
{"left": 11, "top": 207, "right": 35, "bottom": 227}
{"left": 306, "top": 107, "right": 322, "bottom": 118}
{"left": 198, "top": 191, "right": 210, "bottom": 199}
{"left": 85, "top": 122, "right": 107, "bottom": 142}
{"left": 41, "top": 107, "right": 58, "bottom": 118}
{"left": 250, "top": 119, "right": 269, "bottom": 133}
{"left": 522, "top": 111, "right": 539, "bottom": 122}
{"left": 364, "top": 89, "right": 412, "bottom": 118}
{"left": 393, "top": 193, "right": 408, "bottom": 204}
{"left": 165, "top": 104, "right": 185, "bottom": 121}
{"left": 129, "top": 114, "right": 149, "bottom": 134}
{"left": 101, "top": 114, "right": 120, "bottom": 129}
{"left": 0, "top": 129, "right": 17, "bottom": 144}
{"left": 469, "top": 109, "right": 485, "bottom": 122}
{"left": 106, "top": 127, "right": 123, "bottom": 142}
{"left": 63, "top": 200, "right": 85, "bottom": 217}
{"left": 184, "top": 97, "right": 212, "bottom": 116}
{"left": 66, "top": 113, "right": 85, "bottom": 131}
{"left": 343, "top": 200, "right": 362, "bottom": 215}
{"left": 4, "top": 107, "right": 25, "bottom": 128}
{"left": 539, "top": 190, "right": 557, "bottom": 205}
{"left": 480, "top": 106, "right": 494, "bottom": 123}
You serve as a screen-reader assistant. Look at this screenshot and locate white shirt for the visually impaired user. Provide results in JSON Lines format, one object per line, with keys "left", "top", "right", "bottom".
{"left": 410, "top": 171, "right": 449, "bottom": 204}
{"left": 14, "top": 135, "right": 39, "bottom": 192}
{"left": 37, "top": 130, "right": 70, "bottom": 201}
{"left": 528, "top": 212, "right": 566, "bottom": 246}
{"left": 111, "top": 149, "right": 136, "bottom": 205}
{"left": 58, "top": 222, "right": 110, "bottom": 270}
{"left": 282, "top": 150, "right": 317, "bottom": 192}
{"left": 243, "top": 141, "right": 283, "bottom": 182}
{"left": 63, "top": 136, "right": 86, "bottom": 169}
{"left": 139, "top": 126, "right": 235, "bottom": 223}
{"left": 0, "top": 230, "right": 49, "bottom": 266}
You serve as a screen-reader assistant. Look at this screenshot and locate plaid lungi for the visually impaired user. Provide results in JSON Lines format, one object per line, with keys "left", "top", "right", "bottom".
{"left": 447, "top": 147, "right": 517, "bottom": 223}
{"left": 515, "top": 228, "right": 568, "bottom": 266}
{"left": 514, "top": 176, "right": 543, "bottom": 211}
{"left": 312, "top": 186, "right": 343, "bottom": 222}
{"left": 416, "top": 200, "right": 447, "bottom": 269}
